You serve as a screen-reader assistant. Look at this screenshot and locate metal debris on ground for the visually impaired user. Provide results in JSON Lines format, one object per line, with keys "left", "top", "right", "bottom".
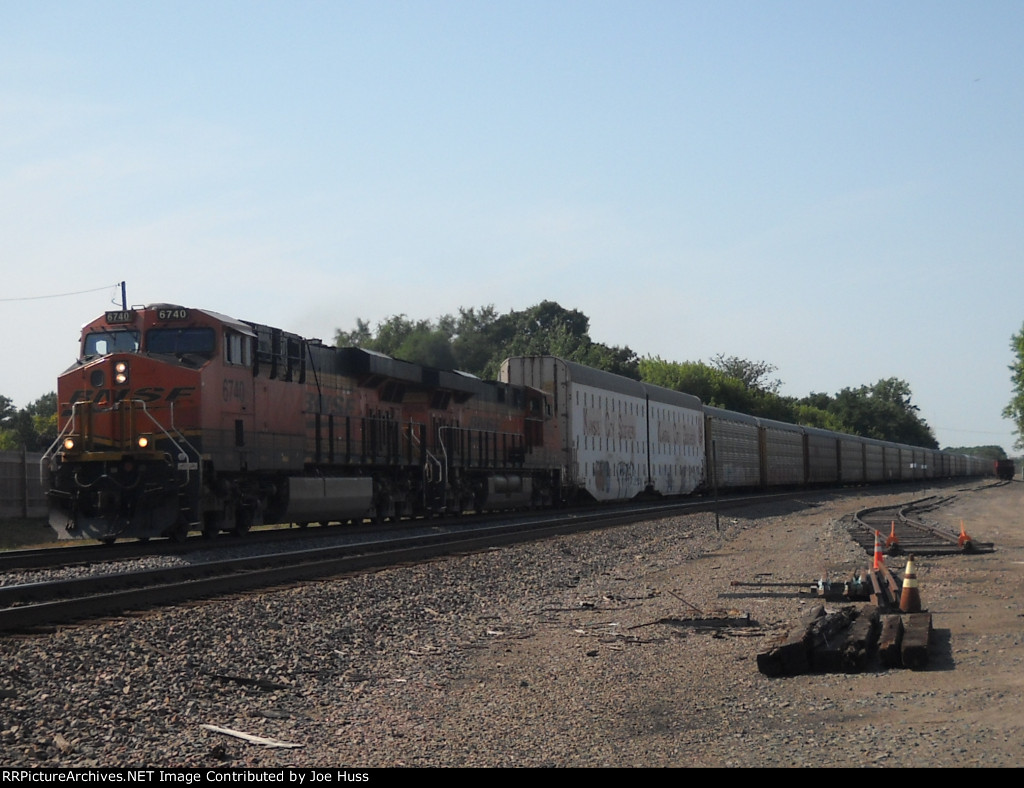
{"left": 200, "top": 724, "right": 303, "bottom": 749}
{"left": 629, "top": 611, "right": 753, "bottom": 632}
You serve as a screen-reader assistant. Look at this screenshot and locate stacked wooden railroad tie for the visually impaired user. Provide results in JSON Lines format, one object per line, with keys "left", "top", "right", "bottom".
{"left": 757, "top": 551, "right": 931, "bottom": 677}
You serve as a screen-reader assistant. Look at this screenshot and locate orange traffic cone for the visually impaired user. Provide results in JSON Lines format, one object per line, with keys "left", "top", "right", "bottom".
{"left": 885, "top": 521, "right": 901, "bottom": 554}
{"left": 873, "top": 530, "right": 885, "bottom": 571}
{"left": 958, "top": 520, "right": 973, "bottom": 551}
{"left": 899, "top": 555, "right": 922, "bottom": 613}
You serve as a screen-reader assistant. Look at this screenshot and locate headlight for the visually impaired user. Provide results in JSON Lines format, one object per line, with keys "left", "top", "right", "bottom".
{"left": 137, "top": 435, "right": 150, "bottom": 449}
{"left": 114, "top": 361, "right": 128, "bottom": 385}
{"left": 63, "top": 438, "right": 76, "bottom": 451}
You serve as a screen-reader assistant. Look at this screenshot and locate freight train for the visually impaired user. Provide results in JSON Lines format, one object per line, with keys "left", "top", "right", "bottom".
{"left": 41, "top": 304, "right": 992, "bottom": 543}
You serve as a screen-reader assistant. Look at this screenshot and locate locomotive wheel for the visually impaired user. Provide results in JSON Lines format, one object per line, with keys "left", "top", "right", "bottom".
{"left": 233, "top": 507, "right": 253, "bottom": 536}
{"left": 168, "top": 522, "right": 189, "bottom": 543}
{"left": 202, "top": 513, "right": 220, "bottom": 539}
{"left": 374, "top": 494, "right": 395, "bottom": 524}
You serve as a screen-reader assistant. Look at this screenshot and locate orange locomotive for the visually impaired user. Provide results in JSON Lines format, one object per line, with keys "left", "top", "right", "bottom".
{"left": 42, "top": 304, "right": 562, "bottom": 542}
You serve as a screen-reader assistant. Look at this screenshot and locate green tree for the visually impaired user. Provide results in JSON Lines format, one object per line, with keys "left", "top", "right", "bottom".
{"left": 639, "top": 356, "right": 798, "bottom": 421}
{"left": 334, "top": 317, "right": 374, "bottom": 348}
{"left": 709, "top": 354, "right": 782, "bottom": 394}
{"left": 790, "top": 402, "right": 847, "bottom": 432}
{"left": 481, "top": 301, "right": 637, "bottom": 379}
{"left": 1003, "top": 323, "right": 1024, "bottom": 450}
{"left": 944, "top": 445, "right": 1006, "bottom": 460}
{"left": 0, "top": 395, "right": 14, "bottom": 427}
{"left": 450, "top": 305, "right": 502, "bottom": 374}
{"left": 394, "top": 329, "right": 458, "bottom": 370}
{"left": 1, "top": 394, "right": 25, "bottom": 450}
{"left": 329, "top": 302, "right": 941, "bottom": 449}
{"left": 335, "top": 300, "right": 638, "bottom": 380}
{"left": 28, "top": 392, "right": 58, "bottom": 451}
{"left": 335, "top": 314, "right": 458, "bottom": 369}
{"left": 0, "top": 393, "right": 56, "bottom": 451}
{"left": 639, "top": 356, "right": 742, "bottom": 406}
{"left": 825, "top": 379, "right": 937, "bottom": 448}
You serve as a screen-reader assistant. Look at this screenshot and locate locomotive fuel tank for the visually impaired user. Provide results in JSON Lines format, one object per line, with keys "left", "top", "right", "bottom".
{"left": 283, "top": 477, "right": 375, "bottom": 524}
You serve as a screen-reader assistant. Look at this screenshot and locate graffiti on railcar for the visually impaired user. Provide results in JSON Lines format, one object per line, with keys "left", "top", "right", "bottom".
{"left": 617, "top": 413, "right": 638, "bottom": 441}
{"left": 592, "top": 459, "right": 641, "bottom": 497}
{"left": 657, "top": 418, "right": 703, "bottom": 449}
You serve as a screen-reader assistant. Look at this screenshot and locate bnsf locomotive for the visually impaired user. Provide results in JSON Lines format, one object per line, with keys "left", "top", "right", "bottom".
{"left": 43, "top": 304, "right": 562, "bottom": 542}
{"left": 42, "top": 304, "right": 992, "bottom": 543}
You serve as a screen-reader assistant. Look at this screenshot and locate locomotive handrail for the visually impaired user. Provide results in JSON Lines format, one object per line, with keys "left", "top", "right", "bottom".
{"left": 436, "top": 425, "right": 453, "bottom": 482}
{"left": 435, "top": 424, "right": 529, "bottom": 478}
{"left": 47, "top": 397, "right": 202, "bottom": 492}
{"left": 408, "top": 425, "right": 444, "bottom": 479}
{"left": 402, "top": 419, "right": 446, "bottom": 511}
{"left": 129, "top": 399, "right": 200, "bottom": 487}
{"left": 39, "top": 401, "right": 83, "bottom": 479}
{"left": 162, "top": 400, "right": 202, "bottom": 471}
{"left": 40, "top": 398, "right": 199, "bottom": 471}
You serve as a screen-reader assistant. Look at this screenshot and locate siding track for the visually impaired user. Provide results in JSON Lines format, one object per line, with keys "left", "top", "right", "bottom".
{"left": 847, "top": 482, "right": 999, "bottom": 557}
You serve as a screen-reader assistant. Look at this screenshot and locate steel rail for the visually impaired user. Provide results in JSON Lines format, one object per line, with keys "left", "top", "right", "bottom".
{"left": 850, "top": 487, "right": 996, "bottom": 556}
{"left": 0, "top": 498, "right": 723, "bottom": 633}
{"left": 1, "top": 481, "right": 979, "bottom": 632}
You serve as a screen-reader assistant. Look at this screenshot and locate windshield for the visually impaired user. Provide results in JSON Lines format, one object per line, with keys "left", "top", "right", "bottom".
{"left": 83, "top": 329, "right": 140, "bottom": 357}
{"left": 146, "top": 327, "right": 216, "bottom": 357}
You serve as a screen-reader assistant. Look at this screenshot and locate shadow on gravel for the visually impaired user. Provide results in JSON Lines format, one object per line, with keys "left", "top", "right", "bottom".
{"left": 718, "top": 590, "right": 807, "bottom": 599}
{"left": 925, "top": 627, "right": 955, "bottom": 671}
{"left": 713, "top": 499, "right": 827, "bottom": 519}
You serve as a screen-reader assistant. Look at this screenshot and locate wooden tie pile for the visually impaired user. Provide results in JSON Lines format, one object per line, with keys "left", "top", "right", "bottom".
{"left": 757, "top": 532, "right": 930, "bottom": 677}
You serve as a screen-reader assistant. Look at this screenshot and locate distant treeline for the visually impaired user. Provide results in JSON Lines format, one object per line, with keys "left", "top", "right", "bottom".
{"left": 336, "top": 300, "right": 1001, "bottom": 455}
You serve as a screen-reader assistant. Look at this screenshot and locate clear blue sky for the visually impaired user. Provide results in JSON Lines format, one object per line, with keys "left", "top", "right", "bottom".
{"left": 2, "top": 1, "right": 1022, "bottom": 453}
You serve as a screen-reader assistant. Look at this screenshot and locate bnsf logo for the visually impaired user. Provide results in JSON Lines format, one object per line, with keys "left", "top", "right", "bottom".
{"left": 61, "top": 386, "right": 196, "bottom": 417}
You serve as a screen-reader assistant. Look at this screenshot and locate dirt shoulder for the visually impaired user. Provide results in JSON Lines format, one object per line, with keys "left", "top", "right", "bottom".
{"left": 2, "top": 480, "right": 1019, "bottom": 768}
{"left": 444, "top": 481, "right": 1024, "bottom": 767}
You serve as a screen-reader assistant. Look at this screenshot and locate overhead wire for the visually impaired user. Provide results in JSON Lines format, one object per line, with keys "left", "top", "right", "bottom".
{"left": 0, "top": 283, "right": 123, "bottom": 303}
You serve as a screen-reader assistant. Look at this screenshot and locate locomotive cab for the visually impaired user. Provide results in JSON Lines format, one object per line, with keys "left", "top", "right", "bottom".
{"left": 42, "top": 305, "right": 232, "bottom": 542}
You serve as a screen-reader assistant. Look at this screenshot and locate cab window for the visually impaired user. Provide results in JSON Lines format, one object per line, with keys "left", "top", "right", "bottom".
{"left": 146, "top": 327, "right": 216, "bottom": 357}
{"left": 83, "top": 330, "right": 140, "bottom": 357}
{"left": 224, "top": 330, "right": 253, "bottom": 366}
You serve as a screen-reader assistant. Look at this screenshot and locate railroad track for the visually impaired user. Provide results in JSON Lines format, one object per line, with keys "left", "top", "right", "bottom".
{"left": 0, "top": 482, "right": 981, "bottom": 633}
{"left": 0, "top": 495, "right": 739, "bottom": 633}
{"left": 0, "top": 518, "right": 438, "bottom": 574}
{"left": 1, "top": 480, "right": 937, "bottom": 575}
{"left": 847, "top": 483, "right": 999, "bottom": 557}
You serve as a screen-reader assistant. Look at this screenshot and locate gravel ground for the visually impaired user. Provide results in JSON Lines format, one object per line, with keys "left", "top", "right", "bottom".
{"left": 1, "top": 480, "right": 1021, "bottom": 768}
